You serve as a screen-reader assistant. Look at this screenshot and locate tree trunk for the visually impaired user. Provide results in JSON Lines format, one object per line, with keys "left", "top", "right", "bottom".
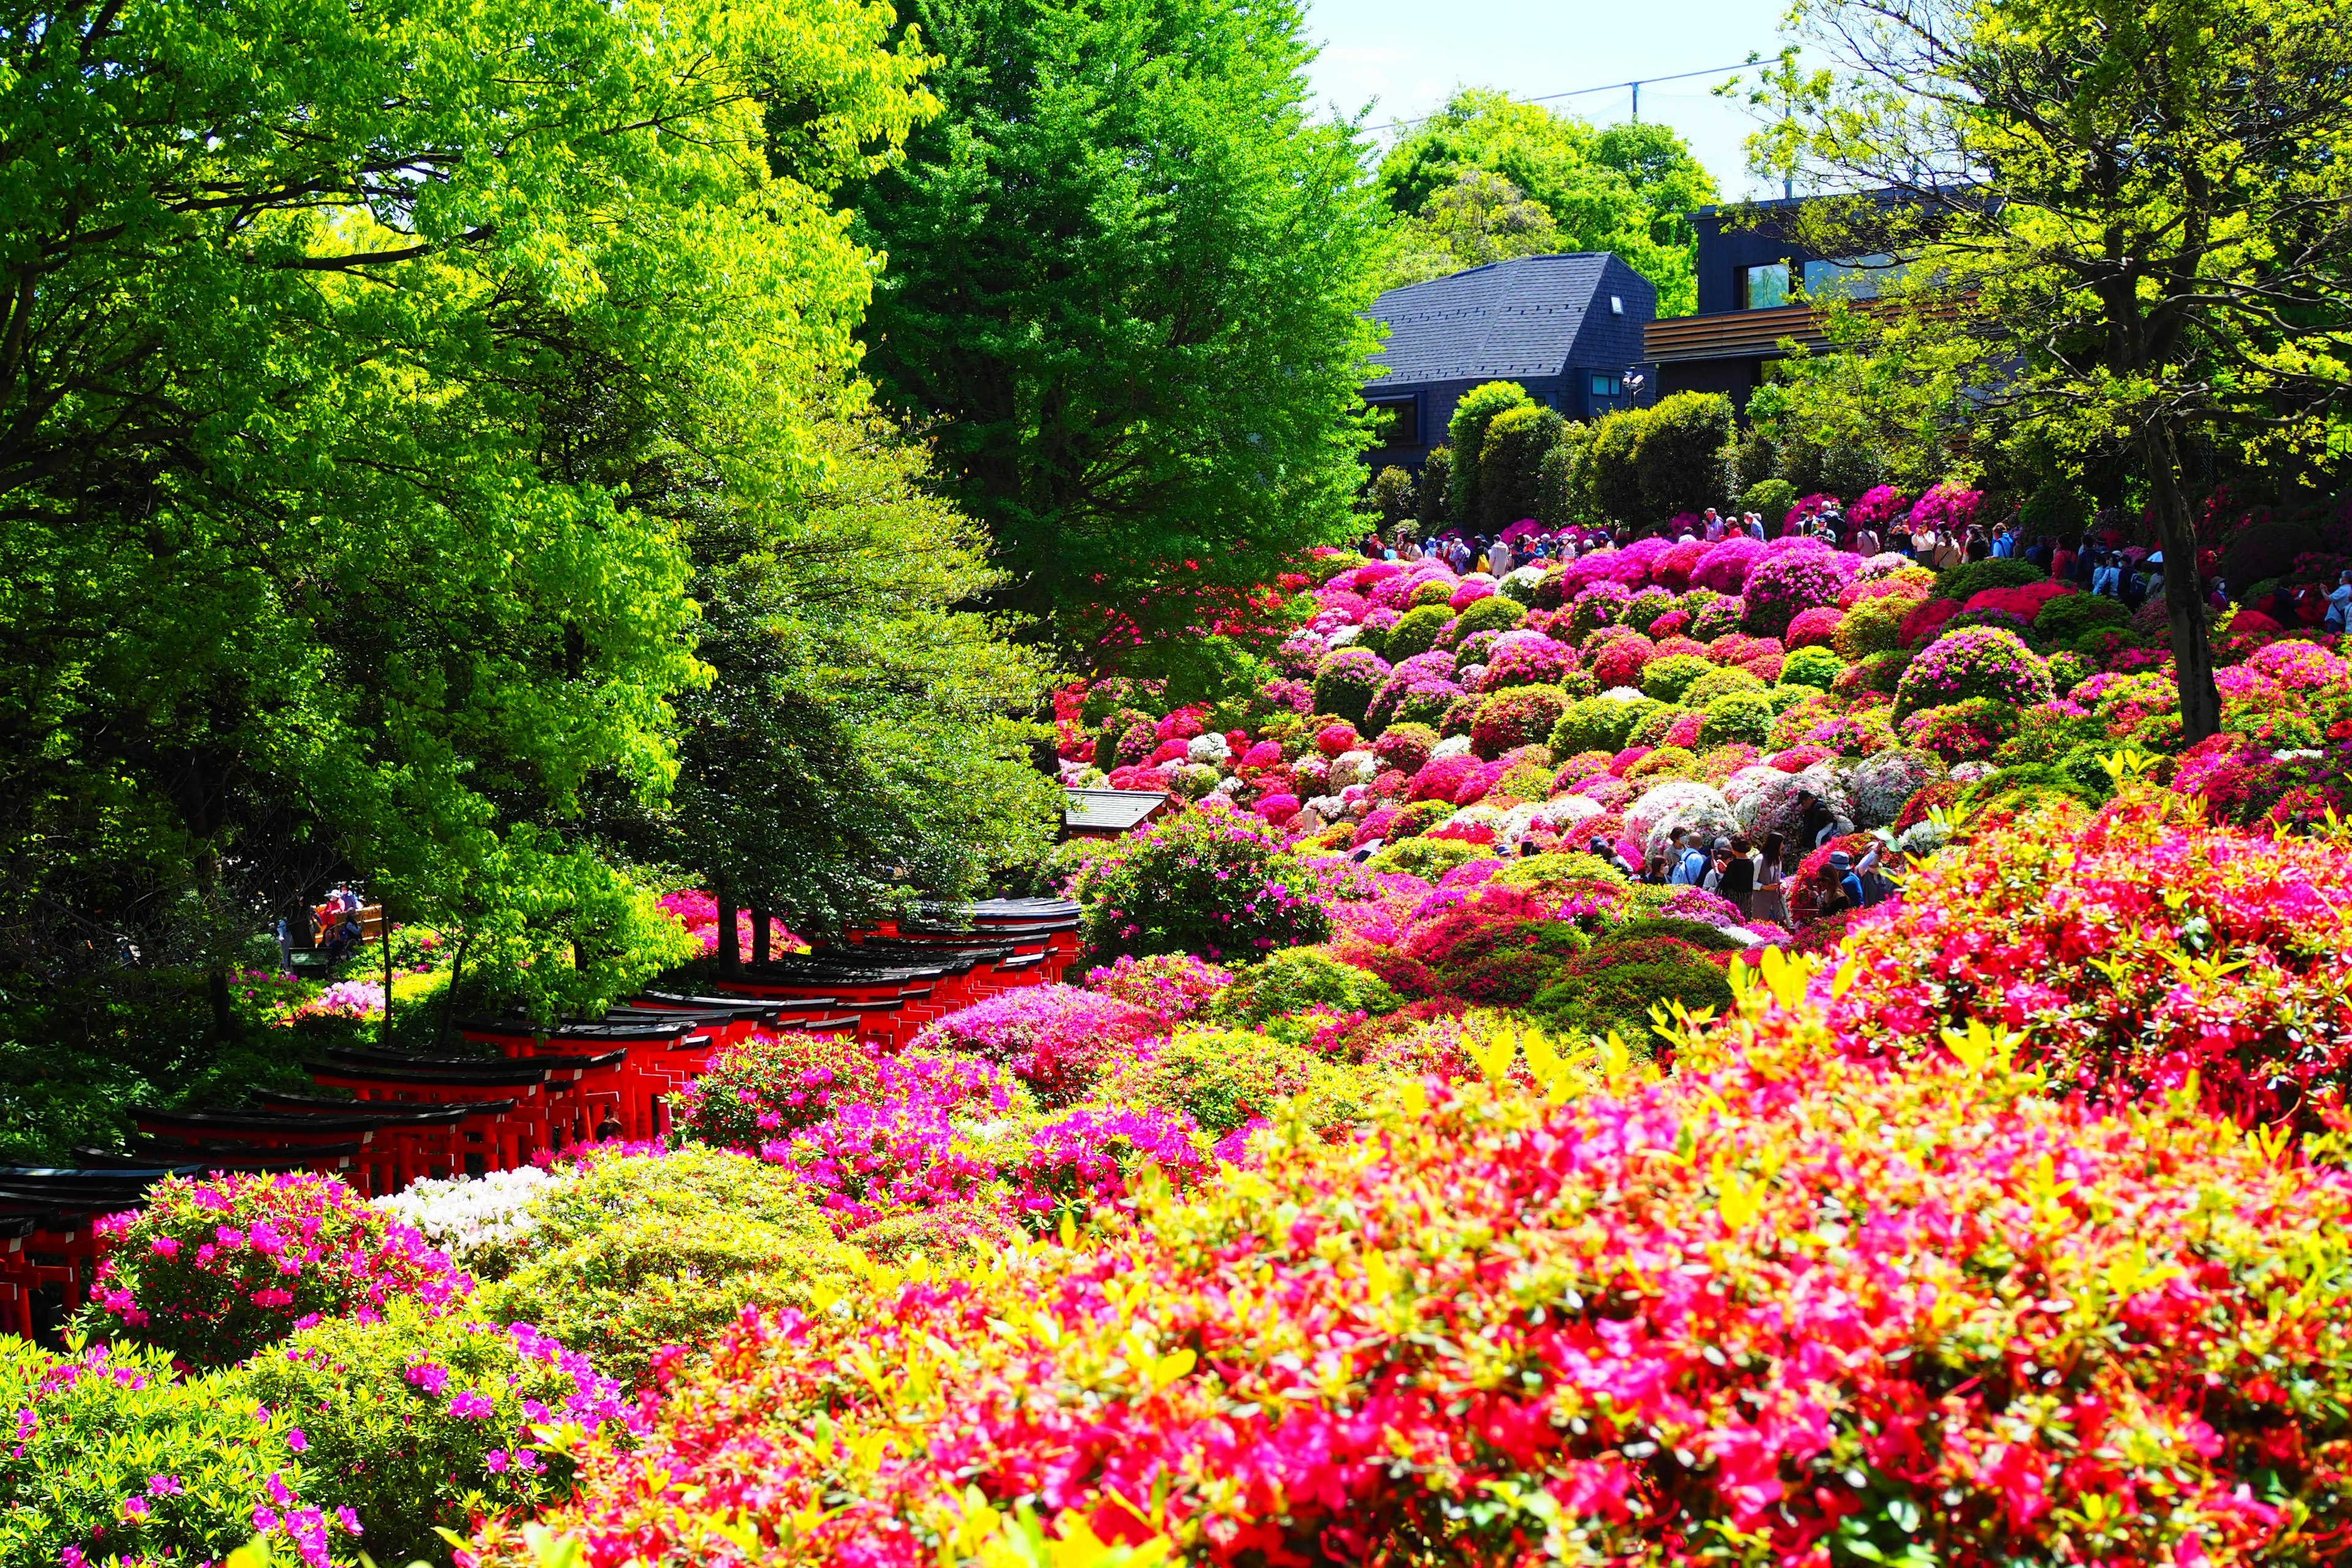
{"left": 750, "top": 905, "right": 771, "bottom": 967}
{"left": 2142, "top": 419, "right": 2222, "bottom": 742}
{"left": 436, "top": 930, "right": 469, "bottom": 1050}
{"left": 717, "top": 875, "right": 741, "bottom": 975}
{"left": 382, "top": 900, "right": 397, "bottom": 1047}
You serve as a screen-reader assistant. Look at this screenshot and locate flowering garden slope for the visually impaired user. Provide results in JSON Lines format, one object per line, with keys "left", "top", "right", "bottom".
{"left": 26, "top": 525, "right": 2352, "bottom": 1567}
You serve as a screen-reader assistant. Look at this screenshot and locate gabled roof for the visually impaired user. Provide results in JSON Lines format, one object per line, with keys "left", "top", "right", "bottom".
{"left": 1366, "top": 254, "right": 1617, "bottom": 386}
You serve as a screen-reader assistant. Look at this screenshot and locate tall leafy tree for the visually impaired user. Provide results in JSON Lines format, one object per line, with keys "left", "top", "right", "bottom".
{"left": 1376, "top": 91, "right": 1719, "bottom": 315}
{"left": 1376, "top": 170, "right": 1565, "bottom": 294}
{"left": 846, "top": 0, "right": 1388, "bottom": 660}
{"left": 594, "top": 400, "right": 1062, "bottom": 945}
{"left": 1763, "top": 0, "right": 2352, "bottom": 741}
{"left": 0, "top": 0, "right": 935, "bottom": 1050}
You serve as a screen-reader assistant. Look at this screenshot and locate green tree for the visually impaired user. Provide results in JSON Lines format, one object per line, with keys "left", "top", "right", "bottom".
{"left": 1376, "top": 171, "right": 1564, "bottom": 294}
{"left": 0, "top": 0, "right": 933, "bottom": 1059}
{"left": 1366, "top": 467, "right": 1420, "bottom": 537}
{"left": 1585, "top": 407, "right": 1652, "bottom": 526}
{"left": 848, "top": 0, "right": 1388, "bottom": 661}
{"left": 1765, "top": 0, "right": 2352, "bottom": 739}
{"left": 1479, "top": 405, "right": 1567, "bottom": 530}
{"left": 1445, "top": 382, "right": 1534, "bottom": 527}
{"left": 1634, "top": 392, "right": 1735, "bottom": 522}
{"left": 598, "top": 403, "right": 1062, "bottom": 943}
{"left": 1377, "top": 90, "right": 1719, "bottom": 315}
{"left": 1416, "top": 447, "right": 1457, "bottom": 535}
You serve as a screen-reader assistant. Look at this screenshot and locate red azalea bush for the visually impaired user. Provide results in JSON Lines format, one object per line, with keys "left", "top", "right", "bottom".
{"left": 1898, "top": 597, "right": 1962, "bottom": 648}
{"left": 1829, "top": 789, "right": 2352, "bottom": 1119}
{"left": 907, "top": 986, "right": 1159, "bottom": 1106}
{"left": 677, "top": 1030, "right": 880, "bottom": 1147}
{"left": 1471, "top": 685, "right": 1570, "bottom": 759}
{"left": 1590, "top": 636, "right": 1654, "bottom": 690}
{"left": 486, "top": 1009, "right": 2352, "bottom": 1568}
{"left": 85, "top": 1173, "right": 472, "bottom": 1366}
{"left": 1964, "top": 581, "right": 2074, "bottom": 624}
{"left": 1783, "top": 606, "right": 1844, "bottom": 649}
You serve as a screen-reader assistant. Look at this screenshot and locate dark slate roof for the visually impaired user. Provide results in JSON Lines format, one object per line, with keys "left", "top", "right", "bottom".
{"left": 1366, "top": 254, "right": 1615, "bottom": 385}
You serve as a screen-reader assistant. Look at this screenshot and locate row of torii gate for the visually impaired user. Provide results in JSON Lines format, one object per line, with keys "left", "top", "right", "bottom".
{"left": 0, "top": 899, "right": 1080, "bottom": 1340}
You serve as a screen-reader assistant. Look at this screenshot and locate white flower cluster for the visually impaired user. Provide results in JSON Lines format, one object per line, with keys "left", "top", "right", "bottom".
{"left": 374, "top": 1165, "right": 560, "bottom": 1268}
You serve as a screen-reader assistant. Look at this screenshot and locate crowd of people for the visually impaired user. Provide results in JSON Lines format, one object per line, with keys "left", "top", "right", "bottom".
{"left": 1359, "top": 499, "right": 2237, "bottom": 616}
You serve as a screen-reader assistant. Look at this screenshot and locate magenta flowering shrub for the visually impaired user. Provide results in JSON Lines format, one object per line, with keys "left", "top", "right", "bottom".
{"left": 676, "top": 1031, "right": 878, "bottom": 1148}
{"left": 86, "top": 1172, "right": 472, "bottom": 1367}
{"left": 1899, "top": 698, "right": 2023, "bottom": 762}
{"left": 1907, "top": 480, "right": 1983, "bottom": 532}
{"left": 1689, "top": 535, "right": 1762, "bottom": 593}
{"left": 907, "top": 985, "right": 1158, "bottom": 1106}
{"left": 778, "top": 1101, "right": 997, "bottom": 1229}
{"left": 1011, "top": 1105, "right": 1207, "bottom": 1229}
{"left": 1892, "top": 625, "right": 2054, "bottom": 721}
{"left": 1082, "top": 952, "right": 1235, "bottom": 1023}
{"left": 1849, "top": 483, "right": 1910, "bottom": 526}
{"left": 237, "top": 1303, "right": 639, "bottom": 1567}
{"left": 1071, "top": 805, "right": 1332, "bottom": 966}
{"left": 1481, "top": 630, "right": 1575, "bottom": 689}
{"left": 656, "top": 891, "right": 800, "bottom": 959}
{"left": 1740, "top": 544, "right": 1854, "bottom": 639}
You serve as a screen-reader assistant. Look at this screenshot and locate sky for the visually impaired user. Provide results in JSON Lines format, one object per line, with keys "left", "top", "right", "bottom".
{"left": 1300, "top": 0, "right": 1795, "bottom": 201}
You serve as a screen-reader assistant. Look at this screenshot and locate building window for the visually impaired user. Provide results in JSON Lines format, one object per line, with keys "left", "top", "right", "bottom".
{"left": 1801, "top": 254, "right": 1894, "bottom": 301}
{"left": 1610, "top": 294, "right": 1624, "bottom": 315}
{"left": 1364, "top": 397, "right": 1417, "bottom": 448}
{"left": 1741, "top": 262, "right": 1791, "bottom": 309}
{"left": 1590, "top": 373, "right": 1623, "bottom": 398}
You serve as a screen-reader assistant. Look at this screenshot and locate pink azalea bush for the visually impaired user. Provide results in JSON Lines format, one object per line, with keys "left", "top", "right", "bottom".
{"left": 1082, "top": 952, "right": 1235, "bottom": 1022}
{"left": 907, "top": 986, "right": 1159, "bottom": 1106}
{"left": 86, "top": 1173, "right": 472, "bottom": 1367}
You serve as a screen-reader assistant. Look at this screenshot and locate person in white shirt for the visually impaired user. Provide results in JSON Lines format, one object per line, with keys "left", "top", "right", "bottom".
{"left": 2327, "top": 571, "right": 2352, "bottom": 631}
{"left": 1490, "top": 538, "right": 1514, "bottom": 576}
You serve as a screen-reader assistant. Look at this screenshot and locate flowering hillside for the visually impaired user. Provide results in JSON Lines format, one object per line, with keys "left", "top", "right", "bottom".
{"left": 26, "top": 537, "right": 2352, "bottom": 1568}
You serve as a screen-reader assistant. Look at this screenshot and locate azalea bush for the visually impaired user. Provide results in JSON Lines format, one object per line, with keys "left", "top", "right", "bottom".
{"left": 473, "top": 1144, "right": 858, "bottom": 1387}
{"left": 84, "top": 1172, "right": 472, "bottom": 1367}
{"left": 236, "top": 1303, "right": 637, "bottom": 1568}
{"left": 1072, "top": 805, "right": 1331, "bottom": 965}
{"left": 906, "top": 984, "right": 1158, "bottom": 1105}
{"left": 1827, "top": 788, "right": 2352, "bottom": 1121}
{"left": 372, "top": 1167, "right": 556, "bottom": 1280}
{"left": 1, "top": 1335, "right": 355, "bottom": 1568}
{"left": 483, "top": 982, "right": 2352, "bottom": 1568}
{"left": 1082, "top": 952, "right": 1235, "bottom": 1023}
{"left": 675, "top": 1029, "right": 880, "bottom": 1147}
{"left": 1891, "top": 625, "right": 2054, "bottom": 721}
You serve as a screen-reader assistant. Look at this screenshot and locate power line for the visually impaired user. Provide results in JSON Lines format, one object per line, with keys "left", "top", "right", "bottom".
{"left": 1362, "top": 58, "right": 1776, "bottom": 136}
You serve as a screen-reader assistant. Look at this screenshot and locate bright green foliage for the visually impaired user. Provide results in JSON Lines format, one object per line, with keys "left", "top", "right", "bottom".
{"left": 1441, "top": 595, "right": 1527, "bottom": 648}
{"left": 1376, "top": 90, "right": 1718, "bottom": 315}
{"left": 1386, "top": 604, "right": 1455, "bottom": 662}
{"left": 1210, "top": 948, "right": 1403, "bottom": 1027}
{"left": 1770, "top": 0, "right": 2352, "bottom": 740}
{"left": 847, "top": 0, "right": 1387, "bottom": 654}
{"left": 1376, "top": 170, "right": 1566, "bottom": 293}
{"left": 1445, "top": 382, "right": 1535, "bottom": 526}
{"left": 1, "top": 1335, "right": 326, "bottom": 1568}
{"left": 1584, "top": 407, "right": 1650, "bottom": 525}
{"left": 1367, "top": 467, "right": 1420, "bottom": 536}
{"left": 1479, "top": 405, "right": 1567, "bottom": 530}
{"left": 1095, "top": 1027, "right": 1363, "bottom": 1136}
{"left": 604, "top": 408, "right": 1061, "bottom": 936}
{"left": 1635, "top": 393, "right": 1736, "bottom": 522}
{"left": 235, "top": 1303, "right": 620, "bottom": 1568}
{"left": 1641, "top": 654, "right": 1717, "bottom": 704}
{"left": 1684, "top": 666, "right": 1766, "bottom": 707}
{"left": 477, "top": 1146, "right": 859, "bottom": 1388}
{"left": 1698, "top": 690, "right": 1777, "bottom": 748}
{"left": 1781, "top": 645, "right": 1847, "bottom": 690}
{"left": 0, "top": 0, "right": 933, "bottom": 1033}
{"left": 1417, "top": 447, "right": 1456, "bottom": 533}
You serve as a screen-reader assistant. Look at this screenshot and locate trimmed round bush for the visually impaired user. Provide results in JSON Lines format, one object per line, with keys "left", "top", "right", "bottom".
{"left": 1831, "top": 593, "right": 1912, "bottom": 662}
{"left": 1893, "top": 626, "right": 2054, "bottom": 722}
{"left": 1899, "top": 698, "right": 2025, "bottom": 763}
{"left": 2035, "top": 591, "right": 2131, "bottom": 646}
{"left": 1779, "top": 645, "right": 1844, "bottom": 690}
{"left": 1371, "top": 722, "right": 1439, "bottom": 775}
{"left": 1845, "top": 746, "right": 1945, "bottom": 829}
{"left": 1385, "top": 602, "right": 1453, "bottom": 661}
{"left": 1482, "top": 630, "right": 1575, "bottom": 690}
{"left": 1697, "top": 689, "right": 1776, "bottom": 748}
{"left": 1629, "top": 703, "right": 1694, "bottom": 748}
{"left": 1551, "top": 693, "right": 1662, "bottom": 755}
{"left": 1311, "top": 647, "right": 1391, "bottom": 726}
{"left": 1682, "top": 664, "right": 1765, "bottom": 707}
{"left": 1471, "top": 684, "right": 1570, "bottom": 760}
{"left": 1639, "top": 653, "right": 1714, "bottom": 704}
{"left": 1784, "top": 606, "right": 1844, "bottom": 650}
{"left": 1691, "top": 535, "right": 1763, "bottom": 594}
{"left": 1742, "top": 546, "right": 1852, "bottom": 639}
{"left": 1440, "top": 594, "right": 1525, "bottom": 649}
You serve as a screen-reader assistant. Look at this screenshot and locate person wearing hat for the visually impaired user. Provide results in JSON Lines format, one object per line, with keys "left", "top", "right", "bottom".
{"left": 1829, "top": 850, "right": 1867, "bottom": 911}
